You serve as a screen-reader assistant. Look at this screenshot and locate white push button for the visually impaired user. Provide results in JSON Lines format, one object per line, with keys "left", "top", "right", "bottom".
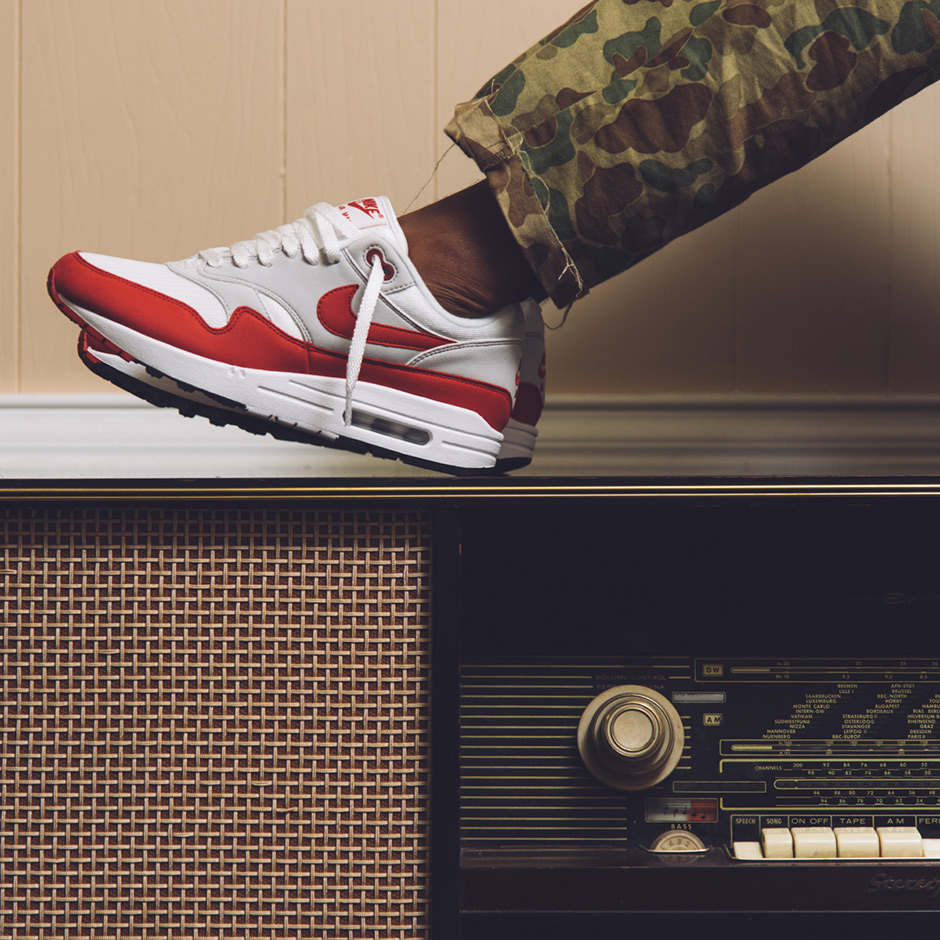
{"left": 760, "top": 827, "right": 793, "bottom": 858}
{"left": 834, "top": 827, "right": 879, "bottom": 858}
{"left": 877, "top": 826, "right": 923, "bottom": 858}
{"left": 922, "top": 838, "right": 940, "bottom": 859}
{"left": 791, "top": 826, "right": 837, "bottom": 858}
{"left": 733, "top": 841, "right": 763, "bottom": 859}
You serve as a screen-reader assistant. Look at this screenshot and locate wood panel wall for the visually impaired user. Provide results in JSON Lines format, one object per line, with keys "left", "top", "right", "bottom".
{"left": 2, "top": 0, "right": 938, "bottom": 397}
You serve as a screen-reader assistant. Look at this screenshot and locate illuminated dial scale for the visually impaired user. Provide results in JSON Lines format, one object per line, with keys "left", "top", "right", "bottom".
{"left": 458, "top": 657, "right": 940, "bottom": 859}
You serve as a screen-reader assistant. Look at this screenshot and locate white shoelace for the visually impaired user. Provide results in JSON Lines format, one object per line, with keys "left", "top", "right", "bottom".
{"left": 198, "top": 202, "right": 387, "bottom": 426}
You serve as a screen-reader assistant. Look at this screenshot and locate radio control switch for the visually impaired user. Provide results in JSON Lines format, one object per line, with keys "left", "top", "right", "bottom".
{"left": 834, "top": 827, "right": 879, "bottom": 858}
{"left": 922, "top": 839, "right": 940, "bottom": 858}
{"left": 760, "top": 828, "right": 793, "bottom": 858}
{"left": 732, "top": 841, "right": 763, "bottom": 859}
{"left": 791, "top": 827, "right": 837, "bottom": 858}
{"left": 877, "top": 826, "right": 923, "bottom": 858}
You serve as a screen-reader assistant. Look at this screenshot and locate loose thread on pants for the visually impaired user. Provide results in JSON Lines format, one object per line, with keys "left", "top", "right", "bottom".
{"left": 404, "top": 142, "right": 457, "bottom": 213}
{"left": 544, "top": 255, "right": 583, "bottom": 329}
{"left": 544, "top": 301, "right": 575, "bottom": 331}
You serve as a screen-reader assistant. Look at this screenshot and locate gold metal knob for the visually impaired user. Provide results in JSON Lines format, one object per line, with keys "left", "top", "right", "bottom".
{"left": 577, "top": 685, "right": 684, "bottom": 791}
{"left": 650, "top": 831, "right": 706, "bottom": 853}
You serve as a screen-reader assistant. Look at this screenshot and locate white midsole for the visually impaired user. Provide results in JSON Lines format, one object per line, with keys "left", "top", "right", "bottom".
{"left": 499, "top": 417, "right": 538, "bottom": 462}
{"left": 73, "top": 302, "right": 504, "bottom": 469}
{"left": 92, "top": 343, "right": 534, "bottom": 465}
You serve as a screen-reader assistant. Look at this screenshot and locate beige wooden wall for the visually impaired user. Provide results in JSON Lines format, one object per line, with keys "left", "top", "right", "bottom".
{"left": 2, "top": 0, "right": 939, "bottom": 397}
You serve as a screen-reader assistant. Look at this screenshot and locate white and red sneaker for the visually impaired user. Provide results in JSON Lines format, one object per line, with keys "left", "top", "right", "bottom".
{"left": 48, "top": 197, "right": 527, "bottom": 473}
{"left": 76, "top": 296, "right": 546, "bottom": 470}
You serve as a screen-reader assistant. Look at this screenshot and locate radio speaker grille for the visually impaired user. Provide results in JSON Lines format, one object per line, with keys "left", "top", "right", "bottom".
{"left": 0, "top": 506, "right": 431, "bottom": 939}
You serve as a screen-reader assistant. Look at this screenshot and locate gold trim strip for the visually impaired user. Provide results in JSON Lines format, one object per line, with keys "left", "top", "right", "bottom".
{"left": 5, "top": 480, "right": 940, "bottom": 501}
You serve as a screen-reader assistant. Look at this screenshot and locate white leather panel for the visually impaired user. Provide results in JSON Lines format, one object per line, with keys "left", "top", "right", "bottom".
{"left": 256, "top": 292, "right": 304, "bottom": 339}
{"left": 79, "top": 252, "right": 230, "bottom": 328}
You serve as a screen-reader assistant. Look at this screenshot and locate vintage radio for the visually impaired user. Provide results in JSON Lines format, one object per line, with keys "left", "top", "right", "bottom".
{"left": 432, "top": 482, "right": 940, "bottom": 937}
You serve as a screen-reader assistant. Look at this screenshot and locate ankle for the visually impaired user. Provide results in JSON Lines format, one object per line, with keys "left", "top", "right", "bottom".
{"left": 400, "top": 182, "right": 543, "bottom": 318}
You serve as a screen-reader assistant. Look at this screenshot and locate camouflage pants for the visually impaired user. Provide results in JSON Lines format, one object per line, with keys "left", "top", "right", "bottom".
{"left": 445, "top": 0, "right": 940, "bottom": 306}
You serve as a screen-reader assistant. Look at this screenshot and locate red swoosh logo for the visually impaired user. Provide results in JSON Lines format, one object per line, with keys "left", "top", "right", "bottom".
{"left": 317, "top": 284, "right": 451, "bottom": 352}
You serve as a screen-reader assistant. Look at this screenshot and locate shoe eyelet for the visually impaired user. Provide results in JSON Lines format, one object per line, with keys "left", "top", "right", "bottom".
{"left": 365, "top": 248, "right": 396, "bottom": 282}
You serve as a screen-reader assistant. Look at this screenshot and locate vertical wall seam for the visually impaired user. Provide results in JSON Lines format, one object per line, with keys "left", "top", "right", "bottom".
{"left": 15, "top": 0, "right": 22, "bottom": 392}
{"left": 432, "top": 0, "right": 439, "bottom": 202}
{"left": 282, "top": 0, "right": 288, "bottom": 222}
{"left": 885, "top": 111, "right": 894, "bottom": 394}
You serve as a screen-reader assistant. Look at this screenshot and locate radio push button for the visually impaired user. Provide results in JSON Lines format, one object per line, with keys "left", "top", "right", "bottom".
{"left": 577, "top": 685, "right": 685, "bottom": 791}
{"left": 923, "top": 839, "right": 940, "bottom": 858}
{"left": 833, "top": 827, "right": 879, "bottom": 858}
{"left": 760, "top": 827, "right": 793, "bottom": 858}
{"left": 877, "top": 826, "right": 924, "bottom": 858}
{"left": 732, "top": 841, "right": 763, "bottom": 859}
{"left": 791, "top": 827, "right": 837, "bottom": 858}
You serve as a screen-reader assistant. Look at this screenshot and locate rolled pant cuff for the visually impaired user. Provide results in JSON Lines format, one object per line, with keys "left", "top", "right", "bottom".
{"left": 445, "top": 98, "right": 585, "bottom": 308}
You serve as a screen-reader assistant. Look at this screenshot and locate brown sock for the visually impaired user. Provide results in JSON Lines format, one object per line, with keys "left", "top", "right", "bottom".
{"left": 399, "top": 181, "right": 544, "bottom": 318}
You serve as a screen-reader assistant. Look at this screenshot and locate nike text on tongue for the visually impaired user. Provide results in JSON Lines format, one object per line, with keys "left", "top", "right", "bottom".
{"left": 338, "top": 198, "right": 387, "bottom": 230}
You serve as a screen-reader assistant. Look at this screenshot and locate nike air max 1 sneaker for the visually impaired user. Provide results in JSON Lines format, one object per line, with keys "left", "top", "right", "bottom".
{"left": 76, "top": 293, "right": 545, "bottom": 470}
{"left": 48, "top": 197, "right": 526, "bottom": 473}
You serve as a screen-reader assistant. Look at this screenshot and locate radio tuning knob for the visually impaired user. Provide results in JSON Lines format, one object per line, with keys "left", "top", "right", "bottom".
{"left": 650, "top": 831, "right": 706, "bottom": 853}
{"left": 577, "top": 685, "right": 684, "bottom": 791}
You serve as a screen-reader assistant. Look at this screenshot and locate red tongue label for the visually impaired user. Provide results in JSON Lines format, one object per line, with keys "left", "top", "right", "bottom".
{"left": 339, "top": 198, "right": 386, "bottom": 228}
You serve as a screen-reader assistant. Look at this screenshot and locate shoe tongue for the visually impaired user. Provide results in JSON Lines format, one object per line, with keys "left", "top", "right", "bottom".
{"left": 336, "top": 196, "right": 408, "bottom": 254}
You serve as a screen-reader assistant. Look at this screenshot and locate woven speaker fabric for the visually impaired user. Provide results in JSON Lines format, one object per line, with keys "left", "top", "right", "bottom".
{"left": 0, "top": 507, "right": 430, "bottom": 940}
